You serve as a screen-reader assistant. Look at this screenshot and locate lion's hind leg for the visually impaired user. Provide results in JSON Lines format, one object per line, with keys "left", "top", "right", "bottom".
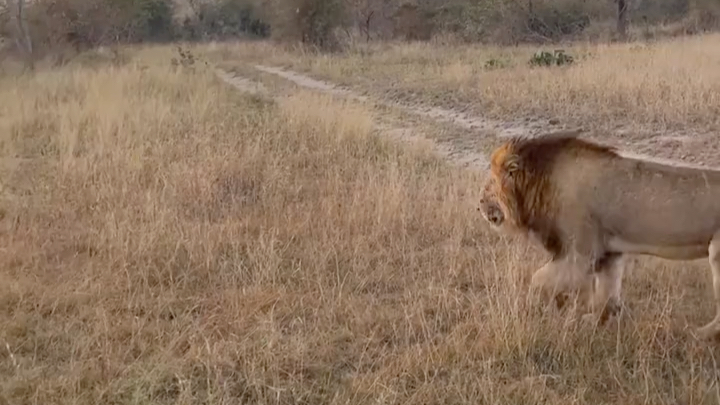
{"left": 696, "top": 232, "right": 720, "bottom": 341}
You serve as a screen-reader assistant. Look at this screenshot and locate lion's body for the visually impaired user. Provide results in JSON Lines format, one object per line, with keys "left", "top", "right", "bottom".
{"left": 555, "top": 148, "right": 720, "bottom": 258}
{"left": 479, "top": 130, "right": 720, "bottom": 339}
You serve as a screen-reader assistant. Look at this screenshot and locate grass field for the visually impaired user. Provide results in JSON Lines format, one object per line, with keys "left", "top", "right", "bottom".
{"left": 2, "top": 38, "right": 720, "bottom": 404}
{"left": 214, "top": 33, "right": 720, "bottom": 134}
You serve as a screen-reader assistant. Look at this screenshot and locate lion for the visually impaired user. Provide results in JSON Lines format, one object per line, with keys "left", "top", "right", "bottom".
{"left": 479, "top": 129, "right": 720, "bottom": 340}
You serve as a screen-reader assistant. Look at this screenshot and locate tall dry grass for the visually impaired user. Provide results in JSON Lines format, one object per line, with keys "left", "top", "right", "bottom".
{"left": 1, "top": 45, "right": 720, "bottom": 404}
{"left": 212, "top": 33, "right": 720, "bottom": 132}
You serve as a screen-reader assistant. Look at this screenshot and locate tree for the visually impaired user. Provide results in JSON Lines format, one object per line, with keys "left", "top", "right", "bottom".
{"left": 616, "top": 0, "right": 629, "bottom": 39}
{"left": 349, "top": 0, "right": 391, "bottom": 42}
{"left": 268, "top": 0, "right": 348, "bottom": 50}
{"left": 10, "top": 0, "right": 33, "bottom": 70}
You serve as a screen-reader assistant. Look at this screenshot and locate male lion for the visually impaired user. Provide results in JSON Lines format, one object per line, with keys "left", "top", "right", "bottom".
{"left": 479, "top": 129, "right": 720, "bottom": 340}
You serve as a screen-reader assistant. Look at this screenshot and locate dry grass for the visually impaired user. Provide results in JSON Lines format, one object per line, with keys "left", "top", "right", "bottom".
{"left": 2, "top": 44, "right": 720, "bottom": 404}
{"left": 212, "top": 33, "right": 720, "bottom": 132}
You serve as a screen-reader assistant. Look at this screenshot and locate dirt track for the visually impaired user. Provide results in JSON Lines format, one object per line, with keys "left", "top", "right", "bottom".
{"left": 217, "top": 65, "right": 720, "bottom": 172}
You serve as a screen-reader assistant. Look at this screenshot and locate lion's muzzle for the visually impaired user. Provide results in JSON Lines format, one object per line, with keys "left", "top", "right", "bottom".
{"left": 479, "top": 197, "right": 505, "bottom": 227}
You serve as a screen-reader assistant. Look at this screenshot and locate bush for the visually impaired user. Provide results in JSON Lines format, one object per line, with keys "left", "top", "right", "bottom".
{"left": 529, "top": 49, "right": 575, "bottom": 67}
{"left": 268, "top": 0, "right": 349, "bottom": 50}
{"left": 392, "top": 3, "right": 437, "bottom": 41}
{"left": 432, "top": 1, "right": 497, "bottom": 42}
{"left": 484, "top": 57, "right": 512, "bottom": 70}
{"left": 426, "top": 0, "right": 601, "bottom": 44}
{"left": 14, "top": 0, "right": 175, "bottom": 53}
{"left": 135, "top": 0, "right": 175, "bottom": 41}
{"left": 526, "top": 5, "right": 591, "bottom": 40}
{"left": 186, "top": 0, "right": 270, "bottom": 41}
{"left": 680, "top": 0, "right": 720, "bottom": 34}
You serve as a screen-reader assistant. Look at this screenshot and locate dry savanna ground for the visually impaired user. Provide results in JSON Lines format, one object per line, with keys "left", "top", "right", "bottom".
{"left": 1, "top": 37, "right": 720, "bottom": 405}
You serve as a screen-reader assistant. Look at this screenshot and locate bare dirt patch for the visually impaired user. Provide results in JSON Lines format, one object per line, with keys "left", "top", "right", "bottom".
{"left": 255, "top": 64, "right": 547, "bottom": 139}
{"left": 215, "top": 68, "right": 268, "bottom": 95}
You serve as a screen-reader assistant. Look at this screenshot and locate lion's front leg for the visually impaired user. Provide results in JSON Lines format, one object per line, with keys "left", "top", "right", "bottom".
{"left": 530, "top": 256, "right": 594, "bottom": 312}
{"left": 584, "top": 253, "right": 626, "bottom": 326}
{"left": 696, "top": 232, "right": 720, "bottom": 340}
{"left": 530, "top": 259, "right": 566, "bottom": 309}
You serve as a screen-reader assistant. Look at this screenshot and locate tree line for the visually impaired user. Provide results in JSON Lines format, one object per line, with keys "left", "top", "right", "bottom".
{"left": 1, "top": 0, "right": 719, "bottom": 67}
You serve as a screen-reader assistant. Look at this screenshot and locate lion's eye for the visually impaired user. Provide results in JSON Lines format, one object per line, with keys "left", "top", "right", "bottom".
{"left": 506, "top": 161, "right": 519, "bottom": 173}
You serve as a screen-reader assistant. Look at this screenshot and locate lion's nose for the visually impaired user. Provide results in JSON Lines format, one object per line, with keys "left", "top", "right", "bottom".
{"left": 489, "top": 211, "right": 502, "bottom": 224}
{"left": 486, "top": 206, "right": 504, "bottom": 225}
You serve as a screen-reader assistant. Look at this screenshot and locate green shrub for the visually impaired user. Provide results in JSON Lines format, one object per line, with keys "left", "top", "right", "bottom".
{"left": 484, "top": 57, "right": 511, "bottom": 70}
{"left": 529, "top": 49, "right": 575, "bottom": 67}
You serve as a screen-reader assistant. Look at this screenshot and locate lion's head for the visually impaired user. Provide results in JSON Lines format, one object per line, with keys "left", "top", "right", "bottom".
{"left": 479, "top": 177, "right": 506, "bottom": 228}
{"left": 479, "top": 139, "right": 542, "bottom": 232}
{"left": 478, "top": 129, "right": 613, "bottom": 251}
{"left": 479, "top": 142, "right": 522, "bottom": 231}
